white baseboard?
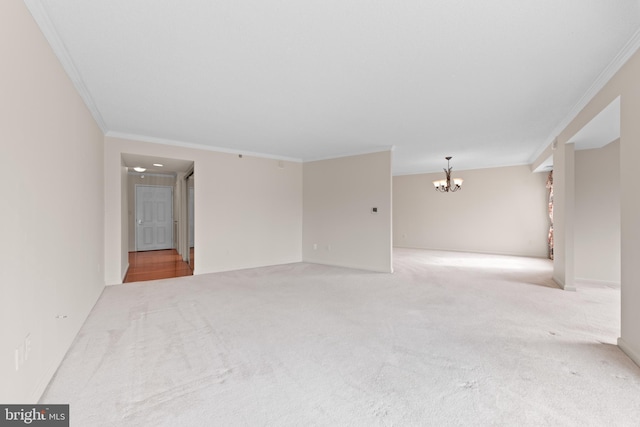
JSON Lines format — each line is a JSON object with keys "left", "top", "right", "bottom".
{"left": 575, "top": 277, "right": 620, "bottom": 288}
{"left": 117, "top": 263, "right": 130, "bottom": 285}
{"left": 34, "top": 285, "right": 105, "bottom": 403}
{"left": 392, "top": 244, "right": 548, "bottom": 259}
{"left": 303, "top": 258, "right": 393, "bottom": 273}
{"left": 31, "top": 357, "right": 64, "bottom": 403}
{"left": 618, "top": 337, "right": 640, "bottom": 368}
{"left": 552, "top": 275, "right": 576, "bottom": 291}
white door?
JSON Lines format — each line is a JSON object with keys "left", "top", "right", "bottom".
{"left": 136, "top": 185, "right": 174, "bottom": 251}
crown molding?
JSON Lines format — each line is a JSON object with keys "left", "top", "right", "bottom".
{"left": 529, "top": 27, "right": 640, "bottom": 164}
{"left": 24, "top": 0, "right": 107, "bottom": 132}
{"left": 106, "top": 131, "right": 304, "bottom": 163}
{"left": 304, "top": 146, "right": 395, "bottom": 163}
{"left": 393, "top": 161, "right": 531, "bottom": 177}
{"left": 107, "top": 131, "right": 393, "bottom": 164}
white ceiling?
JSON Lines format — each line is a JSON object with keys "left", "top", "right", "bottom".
{"left": 25, "top": 0, "right": 640, "bottom": 174}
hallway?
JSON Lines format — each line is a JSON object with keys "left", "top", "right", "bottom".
{"left": 124, "top": 249, "right": 192, "bottom": 283}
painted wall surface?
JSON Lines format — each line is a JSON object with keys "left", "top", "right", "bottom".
{"left": 547, "top": 48, "right": 640, "bottom": 366}
{"left": 393, "top": 165, "right": 549, "bottom": 257}
{"left": 105, "top": 137, "right": 303, "bottom": 283}
{"left": 127, "top": 173, "right": 177, "bottom": 252}
{"left": 0, "top": 1, "right": 105, "bottom": 402}
{"left": 574, "top": 140, "right": 620, "bottom": 284}
{"left": 303, "top": 151, "right": 393, "bottom": 273}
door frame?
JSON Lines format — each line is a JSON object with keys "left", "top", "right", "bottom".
{"left": 182, "top": 166, "right": 194, "bottom": 269}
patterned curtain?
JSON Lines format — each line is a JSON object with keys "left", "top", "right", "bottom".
{"left": 546, "top": 171, "right": 554, "bottom": 260}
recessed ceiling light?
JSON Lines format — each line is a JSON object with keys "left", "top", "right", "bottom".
{"left": 133, "top": 166, "right": 146, "bottom": 172}
{"left": 153, "top": 163, "right": 163, "bottom": 167}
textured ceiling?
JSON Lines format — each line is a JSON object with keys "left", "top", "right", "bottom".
{"left": 26, "top": 0, "right": 640, "bottom": 174}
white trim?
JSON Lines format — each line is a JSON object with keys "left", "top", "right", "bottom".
{"left": 392, "top": 161, "right": 532, "bottom": 177}
{"left": 304, "top": 146, "right": 395, "bottom": 163}
{"left": 106, "top": 131, "right": 303, "bottom": 163}
{"left": 393, "top": 244, "right": 550, "bottom": 260}
{"left": 302, "top": 259, "right": 393, "bottom": 274}
{"left": 552, "top": 275, "right": 576, "bottom": 292}
{"left": 574, "top": 277, "right": 620, "bottom": 288}
{"left": 120, "top": 263, "right": 129, "bottom": 285}
{"left": 529, "top": 28, "right": 640, "bottom": 164}
{"left": 618, "top": 337, "right": 640, "bottom": 368}
{"left": 31, "top": 357, "right": 61, "bottom": 403}
{"left": 107, "top": 131, "right": 395, "bottom": 164}
{"left": 23, "top": 0, "right": 107, "bottom": 132}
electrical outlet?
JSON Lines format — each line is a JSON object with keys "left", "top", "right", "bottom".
{"left": 313, "top": 243, "right": 317, "bottom": 250}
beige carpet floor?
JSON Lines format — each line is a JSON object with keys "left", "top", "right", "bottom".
{"left": 41, "top": 248, "right": 640, "bottom": 426}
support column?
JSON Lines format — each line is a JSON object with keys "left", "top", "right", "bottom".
{"left": 552, "top": 139, "right": 576, "bottom": 291}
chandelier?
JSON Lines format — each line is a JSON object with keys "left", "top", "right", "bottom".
{"left": 433, "top": 156, "right": 463, "bottom": 192}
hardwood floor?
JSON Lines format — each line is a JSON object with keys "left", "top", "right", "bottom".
{"left": 124, "top": 249, "right": 193, "bottom": 283}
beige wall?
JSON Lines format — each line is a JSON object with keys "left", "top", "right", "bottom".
{"left": 548, "top": 48, "right": 640, "bottom": 366}
{"left": 574, "top": 140, "right": 620, "bottom": 284}
{"left": 393, "top": 165, "right": 549, "bottom": 257}
{"left": 0, "top": 1, "right": 105, "bottom": 402}
{"left": 127, "top": 173, "right": 177, "bottom": 252}
{"left": 105, "top": 137, "right": 303, "bottom": 283}
{"left": 302, "top": 151, "right": 393, "bottom": 272}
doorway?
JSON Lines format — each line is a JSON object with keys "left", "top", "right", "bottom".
{"left": 122, "top": 153, "right": 195, "bottom": 283}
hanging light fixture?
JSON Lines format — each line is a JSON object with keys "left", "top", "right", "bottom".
{"left": 433, "top": 156, "right": 463, "bottom": 192}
